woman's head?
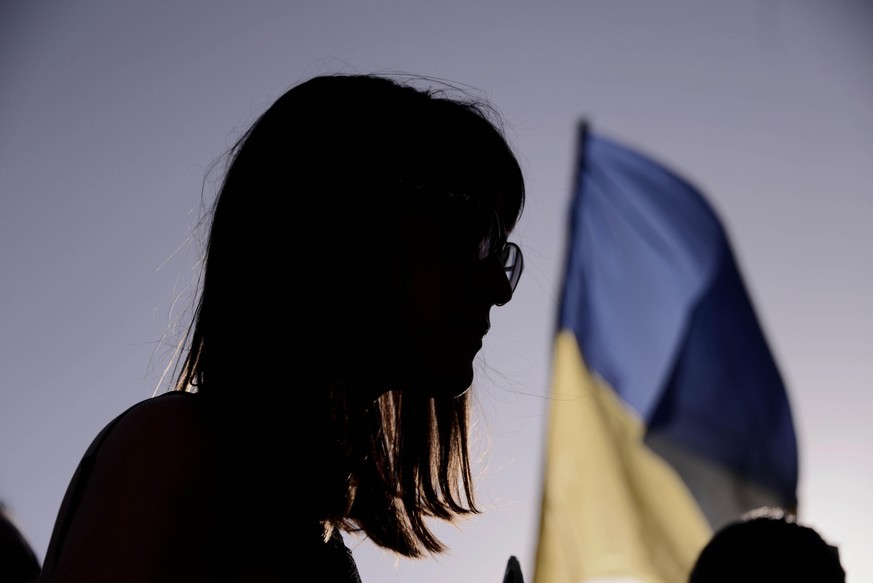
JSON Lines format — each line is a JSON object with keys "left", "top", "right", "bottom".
{"left": 182, "top": 73, "right": 524, "bottom": 398}
{"left": 173, "top": 73, "right": 525, "bottom": 557}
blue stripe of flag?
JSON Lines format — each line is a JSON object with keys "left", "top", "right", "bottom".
{"left": 558, "top": 121, "right": 798, "bottom": 511}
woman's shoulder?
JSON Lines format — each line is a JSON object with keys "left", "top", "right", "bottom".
{"left": 81, "top": 390, "right": 220, "bottom": 510}
{"left": 42, "top": 391, "right": 221, "bottom": 581}
{"left": 92, "top": 391, "right": 219, "bottom": 484}
{"left": 102, "top": 391, "right": 211, "bottom": 440}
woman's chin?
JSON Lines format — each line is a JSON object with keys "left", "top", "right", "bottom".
{"left": 405, "top": 365, "right": 474, "bottom": 399}
{"left": 429, "top": 367, "right": 474, "bottom": 399}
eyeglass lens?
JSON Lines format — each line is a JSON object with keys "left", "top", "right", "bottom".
{"left": 501, "top": 242, "right": 523, "bottom": 292}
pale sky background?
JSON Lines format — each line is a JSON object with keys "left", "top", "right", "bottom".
{"left": 1, "top": 1, "right": 871, "bottom": 582}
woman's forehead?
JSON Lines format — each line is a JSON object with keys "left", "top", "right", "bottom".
{"left": 393, "top": 144, "right": 522, "bottom": 227}
{"left": 401, "top": 181, "right": 513, "bottom": 223}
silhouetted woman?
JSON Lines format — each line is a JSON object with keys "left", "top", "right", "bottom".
{"left": 40, "top": 73, "right": 525, "bottom": 582}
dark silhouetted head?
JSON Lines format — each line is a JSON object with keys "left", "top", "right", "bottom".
{"left": 180, "top": 73, "right": 524, "bottom": 400}
{"left": 689, "top": 507, "right": 845, "bottom": 583}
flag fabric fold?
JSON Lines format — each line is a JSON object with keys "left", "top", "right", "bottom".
{"left": 534, "top": 122, "right": 798, "bottom": 583}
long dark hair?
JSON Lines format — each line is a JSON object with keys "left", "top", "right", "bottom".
{"left": 172, "top": 73, "right": 525, "bottom": 556}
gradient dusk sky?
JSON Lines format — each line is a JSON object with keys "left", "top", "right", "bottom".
{"left": 2, "top": 2, "right": 871, "bottom": 581}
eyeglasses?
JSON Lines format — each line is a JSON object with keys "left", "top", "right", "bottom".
{"left": 405, "top": 183, "right": 524, "bottom": 295}
{"left": 499, "top": 240, "right": 524, "bottom": 294}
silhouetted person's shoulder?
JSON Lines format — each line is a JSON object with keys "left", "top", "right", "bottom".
{"left": 1, "top": 502, "right": 41, "bottom": 583}
{"left": 41, "top": 392, "right": 221, "bottom": 582}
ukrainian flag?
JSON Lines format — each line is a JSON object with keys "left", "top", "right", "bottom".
{"left": 533, "top": 123, "right": 798, "bottom": 583}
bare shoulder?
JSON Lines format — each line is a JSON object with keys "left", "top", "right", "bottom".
{"left": 99, "top": 392, "right": 217, "bottom": 466}
{"left": 47, "top": 392, "right": 220, "bottom": 582}
{"left": 88, "top": 391, "right": 221, "bottom": 512}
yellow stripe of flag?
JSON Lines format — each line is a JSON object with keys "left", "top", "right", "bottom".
{"left": 534, "top": 331, "right": 711, "bottom": 583}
